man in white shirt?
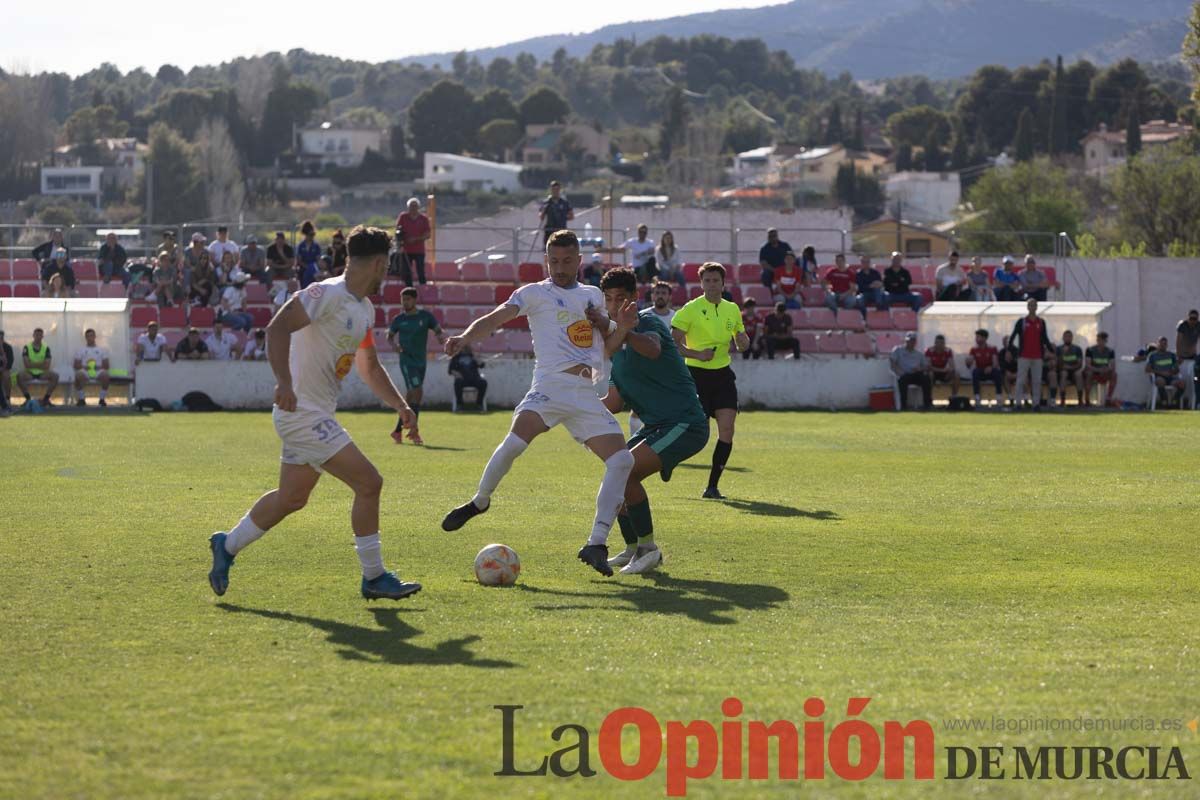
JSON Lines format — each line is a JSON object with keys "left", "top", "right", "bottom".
{"left": 208, "top": 225, "right": 422, "bottom": 602}
{"left": 623, "top": 223, "right": 657, "bottom": 284}
{"left": 207, "top": 225, "right": 240, "bottom": 268}
{"left": 441, "top": 229, "right": 635, "bottom": 577}
{"left": 242, "top": 328, "right": 268, "bottom": 361}
{"left": 73, "top": 328, "right": 110, "bottom": 407}
{"left": 204, "top": 321, "right": 241, "bottom": 361}
{"left": 935, "top": 251, "right": 969, "bottom": 301}
{"left": 135, "top": 322, "right": 173, "bottom": 363}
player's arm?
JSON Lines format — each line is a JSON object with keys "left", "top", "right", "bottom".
{"left": 609, "top": 301, "right": 661, "bottom": 359}
{"left": 672, "top": 326, "right": 713, "bottom": 362}
{"left": 355, "top": 336, "right": 414, "bottom": 423}
{"left": 265, "top": 295, "right": 311, "bottom": 411}
{"left": 602, "top": 383, "right": 625, "bottom": 414}
{"left": 446, "top": 304, "right": 518, "bottom": 355}
{"left": 73, "top": 353, "right": 82, "bottom": 371}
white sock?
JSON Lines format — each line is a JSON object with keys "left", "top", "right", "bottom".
{"left": 224, "top": 512, "right": 266, "bottom": 555}
{"left": 355, "top": 532, "right": 386, "bottom": 580}
{"left": 588, "top": 450, "right": 635, "bottom": 545}
{"left": 629, "top": 413, "right": 643, "bottom": 436}
{"left": 472, "top": 433, "right": 528, "bottom": 509}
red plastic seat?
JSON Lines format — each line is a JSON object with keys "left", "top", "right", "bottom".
{"left": 1043, "top": 266, "right": 1058, "bottom": 287}
{"left": 505, "top": 330, "right": 534, "bottom": 353}
{"left": 846, "top": 332, "right": 875, "bottom": 356}
{"left": 487, "top": 262, "right": 516, "bottom": 282}
{"left": 476, "top": 332, "right": 507, "bottom": 354}
{"left": 0, "top": 260, "right": 10, "bottom": 280}
{"left": 891, "top": 309, "right": 918, "bottom": 330}
{"left": 249, "top": 308, "right": 272, "bottom": 328}
{"left": 460, "top": 262, "right": 487, "bottom": 281}
{"left": 159, "top": 306, "right": 187, "bottom": 327}
{"left": 0, "top": 285, "right": 10, "bottom": 298}
{"left": 688, "top": 286, "right": 704, "bottom": 300}
{"left": 914, "top": 287, "right": 934, "bottom": 307}
{"left": 727, "top": 285, "right": 743, "bottom": 304}
{"left": 100, "top": 283, "right": 126, "bottom": 298}
{"left": 836, "top": 309, "right": 865, "bottom": 332}
{"left": 12, "top": 259, "right": 39, "bottom": 280}
{"left": 429, "top": 308, "right": 444, "bottom": 326}
{"left": 875, "top": 332, "right": 906, "bottom": 353}
{"left": 799, "top": 308, "right": 836, "bottom": 329}
{"left": 818, "top": 332, "right": 847, "bottom": 354}
{"left": 797, "top": 332, "right": 819, "bottom": 354}
{"left": 800, "top": 287, "right": 825, "bottom": 307}
{"left": 465, "top": 284, "right": 494, "bottom": 304}
{"left": 383, "top": 284, "right": 404, "bottom": 303}
{"left": 432, "top": 262, "right": 459, "bottom": 281}
{"left": 736, "top": 264, "right": 760, "bottom": 284}
{"left": 417, "top": 284, "right": 438, "bottom": 304}
{"left": 495, "top": 285, "right": 516, "bottom": 304}
{"left": 73, "top": 260, "right": 98, "bottom": 280}
{"left": 74, "top": 284, "right": 99, "bottom": 298}
{"left": 374, "top": 307, "right": 386, "bottom": 328}
{"left": 866, "top": 309, "right": 893, "bottom": 329}
{"left": 14, "top": 283, "right": 39, "bottom": 297}
{"left": 442, "top": 307, "right": 472, "bottom": 328}
{"left": 682, "top": 263, "right": 703, "bottom": 283}
{"left": 190, "top": 306, "right": 215, "bottom": 327}
{"left": 245, "top": 284, "right": 269, "bottom": 304}
{"left": 439, "top": 284, "right": 467, "bottom": 304}
{"left": 670, "top": 286, "right": 688, "bottom": 306}
{"left": 131, "top": 307, "right": 158, "bottom": 327}
{"left": 501, "top": 314, "right": 529, "bottom": 330}
{"left": 743, "top": 285, "right": 772, "bottom": 307}
{"left": 518, "top": 263, "right": 543, "bottom": 283}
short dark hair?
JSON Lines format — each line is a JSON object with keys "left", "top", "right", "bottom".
{"left": 1189, "top": 309, "right": 1199, "bottom": 317}
{"left": 217, "top": 225, "right": 228, "bottom": 233}
{"left": 935, "top": 334, "right": 945, "bottom": 341}
{"left": 698, "top": 262, "right": 726, "bottom": 282}
{"left": 651, "top": 281, "right": 673, "bottom": 292}
{"left": 1098, "top": 331, "right": 1109, "bottom": 339}
{"left": 775, "top": 301, "right": 786, "bottom": 313}
{"left": 600, "top": 267, "right": 637, "bottom": 294}
{"left": 254, "top": 328, "right": 266, "bottom": 337}
{"left": 401, "top": 287, "right": 418, "bottom": 299}
{"left": 300, "top": 220, "right": 315, "bottom": 236}
{"left": 85, "top": 328, "right": 95, "bottom": 336}
{"left": 33, "top": 327, "right": 43, "bottom": 334}
{"left": 949, "top": 250, "right": 959, "bottom": 258}
{"left": 546, "top": 229, "right": 579, "bottom": 251}
{"left": 975, "top": 328, "right": 989, "bottom": 338}
{"left": 346, "top": 225, "right": 391, "bottom": 258}
{"left": 744, "top": 298, "right": 757, "bottom": 306}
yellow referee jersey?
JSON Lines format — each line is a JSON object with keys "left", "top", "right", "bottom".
{"left": 671, "top": 296, "right": 745, "bottom": 370}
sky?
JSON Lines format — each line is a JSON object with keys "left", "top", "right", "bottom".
{"left": 7, "top": 0, "right": 779, "bottom": 77}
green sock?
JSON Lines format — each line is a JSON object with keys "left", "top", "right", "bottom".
{"left": 628, "top": 499, "right": 653, "bottom": 543}
{"left": 616, "top": 513, "right": 637, "bottom": 546}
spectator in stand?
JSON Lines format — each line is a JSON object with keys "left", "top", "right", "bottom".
{"left": 189, "top": 248, "right": 217, "bottom": 307}
{"left": 741, "top": 297, "right": 761, "bottom": 359}
{"left": 758, "top": 228, "right": 792, "bottom": 288}
{"left": 152, "top": 251, "right": 183, "bottom": 307}
{"left": 316, "top": 254, "right": 333, "bottom": 282}
{"left": 925, "top": 334, "right": 960, "bottom": 398}
{"left": 1146, "top": 335, "right": 1186, "bottom": 407}
{"left": 215, "top": 251, "right": 241, "bottom": 288}
{"left": 1174, "top": 309, "right": 1200, "bottom": 393}
{"left": 296, "top": 220, "right": 322, "bottom": 289}
{"left": 396, "top": 198, "right": 431, "bottom": 285}
{"left": 218, "top": 269, "right": 254, "bottom": 333}
{"left": 993, "top": 255, "right": 1022, "bottom": 301}
{"left": 763, "top": 301, "right": 801, "bottom": 360}
{"left": 158, "top": 230, "right": 182, "bottom": 269}
{"left": 325, "top": 229, "right": 348, "bottom": 277}
{"left": 883, "top": 252, "right": 921, "bottom": 311}
{"left": 449, "top": 345, "right": 488, "bottom": 411}
{"left": 624, "top": 223, "right": 657, "bottom": 283}
{"left": 966, "top": 256, "right": 993, "bottom": 301}
{"left": 999, "top": 334, "right": 1019, "bottom": 402}
{"left": 72, "top": 328, "right": 110, "bottom": 407}
{"left": 648, "top": 281, "right": 676, "bottom": 327}
{"left": 32, "top": 227, "right": 69, "bottom": 263}
{"left": 823, "top": 253, "right": 858, "bottom": 312}
{"left": 17, "top": 327, "right": 60, "bottom": 408}
{"left": 890, "top": 332, "right": 931, "bottom": 410}
{"left": 127, "top": 270, "right": 154, "bottom": 302}
{"left": 538, "top": 180, "right": 574, "bottom": 244}
{"left": 1085, "top": 332, "right": 1117, "bottom": 405}
{"left": 581, "top": 251, "right": 604, "bottom": 287}
{"left": 1011, "top": 298, "right": 1053, "bottom": 409}
{"left": 0, "top": 330, "right": 12, "bottom": 417}
{"left": 1019, "top": 254, "right": 1053, "bottom": 301}
{"left": 207, "top": 225, "right": 239, "bottom": 270}
{"left": 42, "top": 273, "right": 69, "bottom": 299}
{"left": 934, "top": 251, "right": 969, "bottom": 301}
{"left": 204, "top": 321, "right": 241, "bottom": 361}
{"left": 965, "top": 329, "right": 1003, "bottom": 408}
{"left": 655, "top": 231, "right": 685, "bottom": 286}
{"left": 241, "top": 328, "right": 268, "bottom": 361}
{"left": 182, "top": 232, "right": 209, "bottom": 293}
{"left": 266, "top": 231, "right": 295, "bottom": 288}
{"left": 135, "top": 322, "right": 173, "bottom": 363}
{"left": 97, "top": 232, "right": 128, "bottom": 286}
{"left": 1053, "top": 330, "right": 1085, "bottom": 405}
{"left": 854, "top": 254, "right": 885, "bottom": 313}
{"left": 799, "top": 245, "right": 820, "bottom": 286}
{"left": 174, "top": 327, "right": 211, "bottom": 361}
{"left": 41, "top": 248, "right": 76, "bottom": 293}
{"left": 239, "top": 234, "right": 268, "bottom": 284}
{"left": 772, "top": 250, "right": 804, "bottom": 309}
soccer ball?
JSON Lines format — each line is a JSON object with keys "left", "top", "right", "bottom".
{"left": 474, "top": 543, "right": 520, "bottom": 586}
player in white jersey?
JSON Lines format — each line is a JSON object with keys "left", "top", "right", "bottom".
{"left": 72, "top": 328, "right": 110, "bottom": 407}
{"left": 629, "top": 280, "right": 678, "bottom": 435}
{"left": 440, "top": 230, "right": 635, "bottom": 576}
{"left": 208, "top": 226, "right": 423, "bottom": 601}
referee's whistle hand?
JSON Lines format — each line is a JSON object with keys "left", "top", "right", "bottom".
{"left": 696, "top": 349, "right": 715, "bottom": 362}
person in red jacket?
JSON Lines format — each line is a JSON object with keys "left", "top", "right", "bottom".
{"left": 965, "top": 329, "right": 1003, "bottom": 408}
{"left": 925, "top": 334, "right": 960, "bottom": 399}
{"left": 1011, "top": 298, "right": 1054, "bottom": 409}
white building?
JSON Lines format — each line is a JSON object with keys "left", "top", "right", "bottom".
{"left": 40, "top": 166, "right": 104, "bottom": 208}
{"left": 297, "top": 124, "right": 388, "bottom": 169}
{"left": 423, "top": 153, "right": 522, "bottom": 193}
{"left": 1080, "top": 120, "right": 1193, "bottom": 177}
{"left": 884, "top": 171, "right": 962, "bottom": 225}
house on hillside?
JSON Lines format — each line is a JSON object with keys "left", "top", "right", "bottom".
{"left": 853, "top": 217, "right": 954, "bottom": 258}
{"left": 297, "top": 124, "right": 388, "bottom": 170}
{"left": 884, "top": 171, "right": 962, "bottom": 225}
{"left": 423, "top": 152, "right": 522, "bottom": 192}
{"left": 520, "top": 124, "right": 610, "bottom": 167}
{"left": 1080, "top": 120, "right": 1193, "bottom": 176}
{"left": 41, "top": 166, "right": 104, "bottom": 209}
{"left": 50, "top": 137, "right": 148, "bottom": 194}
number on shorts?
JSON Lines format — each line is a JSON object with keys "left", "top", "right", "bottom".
{"left": 311, "top": 418, "right": 340, "bottom": 442}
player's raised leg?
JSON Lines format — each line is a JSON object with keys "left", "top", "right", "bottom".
{"left": 209, "top": 462, "right": 321, "bottom": 596}
{"left": 322, "top": 442, "right": 421, "bottom": 600}
{"left": 443, "top": 410, "right": 547, "bottom": 531}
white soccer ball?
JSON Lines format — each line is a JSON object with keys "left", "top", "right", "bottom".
{"left": 474, "top": 543, "right": 521, "bottom": 586}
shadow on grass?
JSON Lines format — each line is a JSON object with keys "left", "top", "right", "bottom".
{"left": 677, "top": 463, "right": 750, "bottom": 473}
{"left": 217, "top": 603, "right": 516, "bottom": 668}
{"left": 694, "top": 498, "right": 840, "bottom": 520}
{"left": 517, "top": 571, "right": 788, "bottom": 625}
{"left": 412, "top": 444, "right": 468, "bottom": 452}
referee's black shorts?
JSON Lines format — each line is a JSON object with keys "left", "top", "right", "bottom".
{"left": 688, "top": 365, "right": 738, "bottom": 418}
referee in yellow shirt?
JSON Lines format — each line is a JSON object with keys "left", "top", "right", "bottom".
{"left": 671, "top": 263, "right": 750, "bottom": 498}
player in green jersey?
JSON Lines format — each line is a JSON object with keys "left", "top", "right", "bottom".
{"left": 386, "top": 287, "right": 444, "bottom": 445}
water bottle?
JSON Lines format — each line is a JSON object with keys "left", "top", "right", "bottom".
{"left": 583, "top": 222, "right": 593, "bottom": 246}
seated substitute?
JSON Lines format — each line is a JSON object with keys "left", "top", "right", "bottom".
{"left": 763, "top": 301, "right": 800, "bottom": 360}
{"left": 925, "top": 334, "right": 960, "bottom": 398}
{"left": 1146, "top": 335, "right": 1186, "bottom": 407}
{"left": 17, "top": 327, "right": 60, "bottom": 408}
{"left": 1084, "top": 332, "right": 1117, "bottom": 405}
{"left": 890, "top": 332, "right": 931, "bottom": 410}
{"left": 73, "top": 328, "right": 111, "bottom": 407}
{"left": 449, "top": 345, "right": 488, "bottom": 411}
{"left": 175, "top": 327, "right": 211, "bottom": 361}
{"left": 965, "top": 328, "right": 1003, "bottom": 408}
{"left": 1052, "top": 330, "right": 1085, "bottom": 406}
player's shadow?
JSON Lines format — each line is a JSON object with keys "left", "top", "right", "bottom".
{"left": 413, "top": 445, "right": 467, "bottom": 452}
{"left": 517, "top": 572, "right": 788, "bottom": 625}
{"left": 678, "top": 463, "right": 750, "bottom": 473}
{"left": 216, "top": 603, "right": 516, "bottom": 668}
{"left": 708, "top": 498, "right": 840, "bottom": 520}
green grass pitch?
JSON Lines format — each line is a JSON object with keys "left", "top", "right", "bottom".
{"left": 1, "top": 410, "right": 1197, "bottom": 798}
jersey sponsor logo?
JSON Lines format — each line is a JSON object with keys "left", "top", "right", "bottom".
{"left": 556, "top": 310, "right": 571, "bottom": 324}
{"left": 307, "top": 284, "right": 325, "bottom": 299}
{"left": 566, "top": 319, "right": 593, "bottom": 348}
{"left": 335, "top": 352, "right": 354, "bottom": 380}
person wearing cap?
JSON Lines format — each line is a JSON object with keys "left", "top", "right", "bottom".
{"left": 890, "top": 332, "right": 931, "bottom": 410}
{"left": 97, "top": 232, "right": 128, "bottom": 286}
{"left": 136, "top": 322, "right": 173, "bottom": 363}
{"left": 241, "top": 328, "right": 268, "bottom": 361}
{"left": 538, "top": 180, "right": 574, "bottom": 244}
{"left": 218, "top": 269, "right": 253, "bottom": 332}
{"left": 208, "top": 225, "right": 240, "bottom": 269}
{"left": 0, "top": 330, "right": 14, "bottom": 416}
{"left": 1084, "top": 332, "right": 1117, "bottom": 405}
{"left": 41, "top": 247, "right": 76, "bottom": 292}
{"left": 17, "top": 327, "right": 60, "bottom": 408}
{"left": 239, "top": 235, "right": 268, "bottom": 285}
{"left": 174, "top": 327, "right": 211, "bottom": 360}
{"left": 32, "top": 227, "right": 68, "bottom": 264}
{"left": 882, "top": 252, "right": 921, "bottom": 312}
{"left": 994, "top": 256, "right": 1022, "bottom": 301}
{"left": 395, "top": 198, "right": 431, "bottom": 285}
